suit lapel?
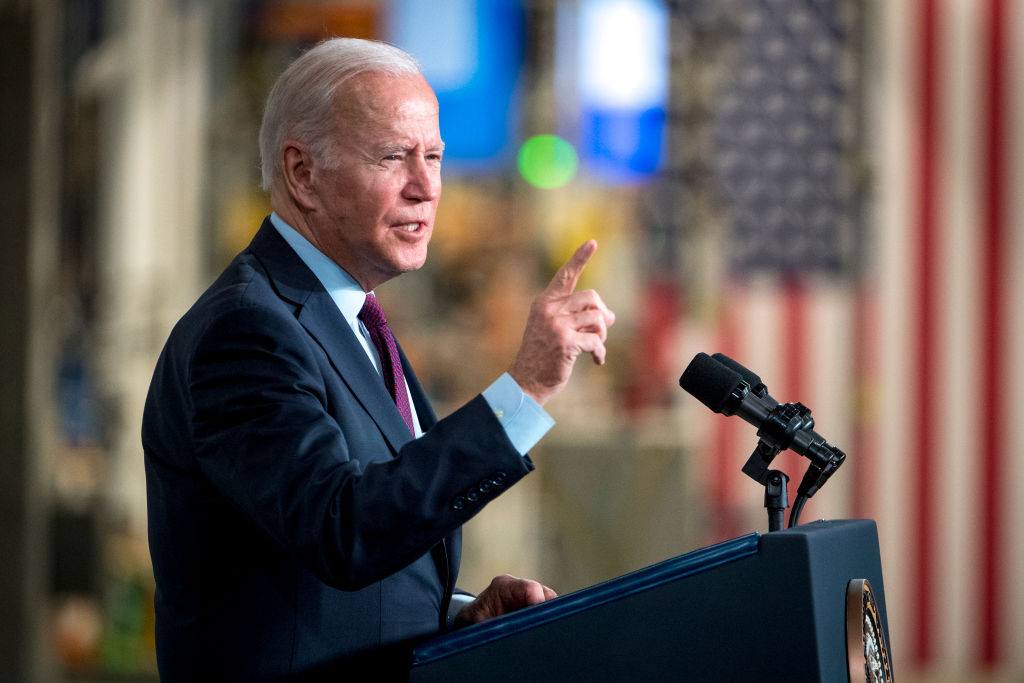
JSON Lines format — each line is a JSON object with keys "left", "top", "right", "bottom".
{"left": 247, "top": 219, "right": 456, "bottom": 597}
{"left": 247, "top": 220, "right": 416, "bottom": 453}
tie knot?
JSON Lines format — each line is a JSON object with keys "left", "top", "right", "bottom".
{"left": 358, "top": 293, "right": 387, "bottom": 331}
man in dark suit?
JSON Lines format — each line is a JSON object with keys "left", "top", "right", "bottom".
{"left": 142, "top": 38, "right": 614, "bottom": 681}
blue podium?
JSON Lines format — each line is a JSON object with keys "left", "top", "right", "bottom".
{"left": 410, "top": 519, "right": 891, "bottom": 682}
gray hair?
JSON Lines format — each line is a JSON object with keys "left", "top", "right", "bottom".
{"left": 258, "top": 38, "right": 422, "bottom": 190}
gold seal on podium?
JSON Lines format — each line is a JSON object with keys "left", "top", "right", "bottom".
{"left": 846, "top": 578, "right": 893, "bottom": 682}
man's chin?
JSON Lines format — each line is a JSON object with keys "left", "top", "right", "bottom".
{"left": 396, "top": 244, "right": 430, "bottom": 272}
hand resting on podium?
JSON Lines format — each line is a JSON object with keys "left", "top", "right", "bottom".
{"left": 452, "top": 574, "right": 558, "bottom": 629}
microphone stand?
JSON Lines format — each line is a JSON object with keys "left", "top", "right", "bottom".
{"left": 765, "top": 471, "right": 789, "bottom": 533}
{"left": 741, "top": 438, "right": 789, "bottom": 532}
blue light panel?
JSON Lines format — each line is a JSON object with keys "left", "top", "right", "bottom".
{"left": 387, "top": 0, "right": 526, "bottom": 173}
{"left": 575, "top": 0, "right": 668, "bottom": 182}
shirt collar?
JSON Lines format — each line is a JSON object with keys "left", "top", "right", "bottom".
{"left": 269, "top": 212, "right": 368, "bottom": 323}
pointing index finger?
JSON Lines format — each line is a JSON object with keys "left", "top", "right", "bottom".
{"left": 546, "top": 240, "right": 597, "bottom": 296}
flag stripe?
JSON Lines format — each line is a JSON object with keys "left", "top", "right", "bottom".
{"left": 911, "top": 0, "right": 941, "bottom": 665}
{"left": 979, "top": 0, "right": 1008, "bottom": 664}
{"left": 940, "top": 0, "right": 984, "bottom": 664}
{"left": 875, "top": 4, "right": 915, "bottom": 663}
{"left": 777, "top": 277, "right": 810, "bottom": 506}
{"left": 850, "top": 287, "right": 878, "bottom": 519}
{"left": 1007, "top": 0, "right": 1024, "bottom": 666}
{"left": 711, "top": 287, "right": 742, "bottom": 541}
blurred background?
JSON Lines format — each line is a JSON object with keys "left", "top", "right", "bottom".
{"left": 2, "top": 0, "right": 1022, "bottom": 680}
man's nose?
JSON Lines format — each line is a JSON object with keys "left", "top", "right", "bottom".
{"left": 403, "top": 157, "right": 441, "bottom": 201}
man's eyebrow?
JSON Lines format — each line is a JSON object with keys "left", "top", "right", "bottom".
{"left": 378, "top": 141, "right": 446, "bottom": 155}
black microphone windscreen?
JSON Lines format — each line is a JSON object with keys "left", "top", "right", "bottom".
{"left": 712, "top": 353, "right": 762, "bottom": 389}
{"left": 679, "top": 352, "right": 744, "bottom": 414}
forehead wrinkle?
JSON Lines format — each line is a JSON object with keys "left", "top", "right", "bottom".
{"left": 332, "top": 73, "right": 441, "bottom": 154}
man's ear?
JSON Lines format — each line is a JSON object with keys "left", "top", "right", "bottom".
{"left": 280, "top": 142, "right": 319, "bottom": 211}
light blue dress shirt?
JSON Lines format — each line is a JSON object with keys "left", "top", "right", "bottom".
{"left": 269, "top": 213, "right": 553, "bottom": 454}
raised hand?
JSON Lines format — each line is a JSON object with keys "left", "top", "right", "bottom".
{"left": 509, "top": 240, "right": 616, "bottom": 406}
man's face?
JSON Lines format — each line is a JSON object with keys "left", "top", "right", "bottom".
{"left": 306, "top": 71, "right": 443, "bottom": 291}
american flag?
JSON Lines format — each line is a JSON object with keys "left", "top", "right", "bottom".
{"left": 667, "top": 0, "right": 1024, "bottom": 678}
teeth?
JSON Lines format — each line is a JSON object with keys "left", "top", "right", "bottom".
{"left": 399, "top": 223, "right": 418, "bottom": 232}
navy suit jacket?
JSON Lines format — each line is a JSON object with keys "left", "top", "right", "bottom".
{"left": 142, "top": 219, "right": 533, "bottom": 681}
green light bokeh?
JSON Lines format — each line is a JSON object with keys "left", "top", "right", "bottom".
{"left": 517, "top": 134, "right": 579, "bottom": 189}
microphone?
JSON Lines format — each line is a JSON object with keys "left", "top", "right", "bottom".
{"left": 679, "top": 352, "right": 845, "bottom": 499}
{"left": 711, "top": 352, "right": 775, "bottom": 404}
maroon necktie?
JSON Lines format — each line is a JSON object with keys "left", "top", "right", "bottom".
{"left": 358, "top": 293, "right": 415, "bottom": 435}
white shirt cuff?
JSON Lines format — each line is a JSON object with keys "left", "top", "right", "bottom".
{"left": 481, "top": 373, "right": 555, "bottom": 455}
